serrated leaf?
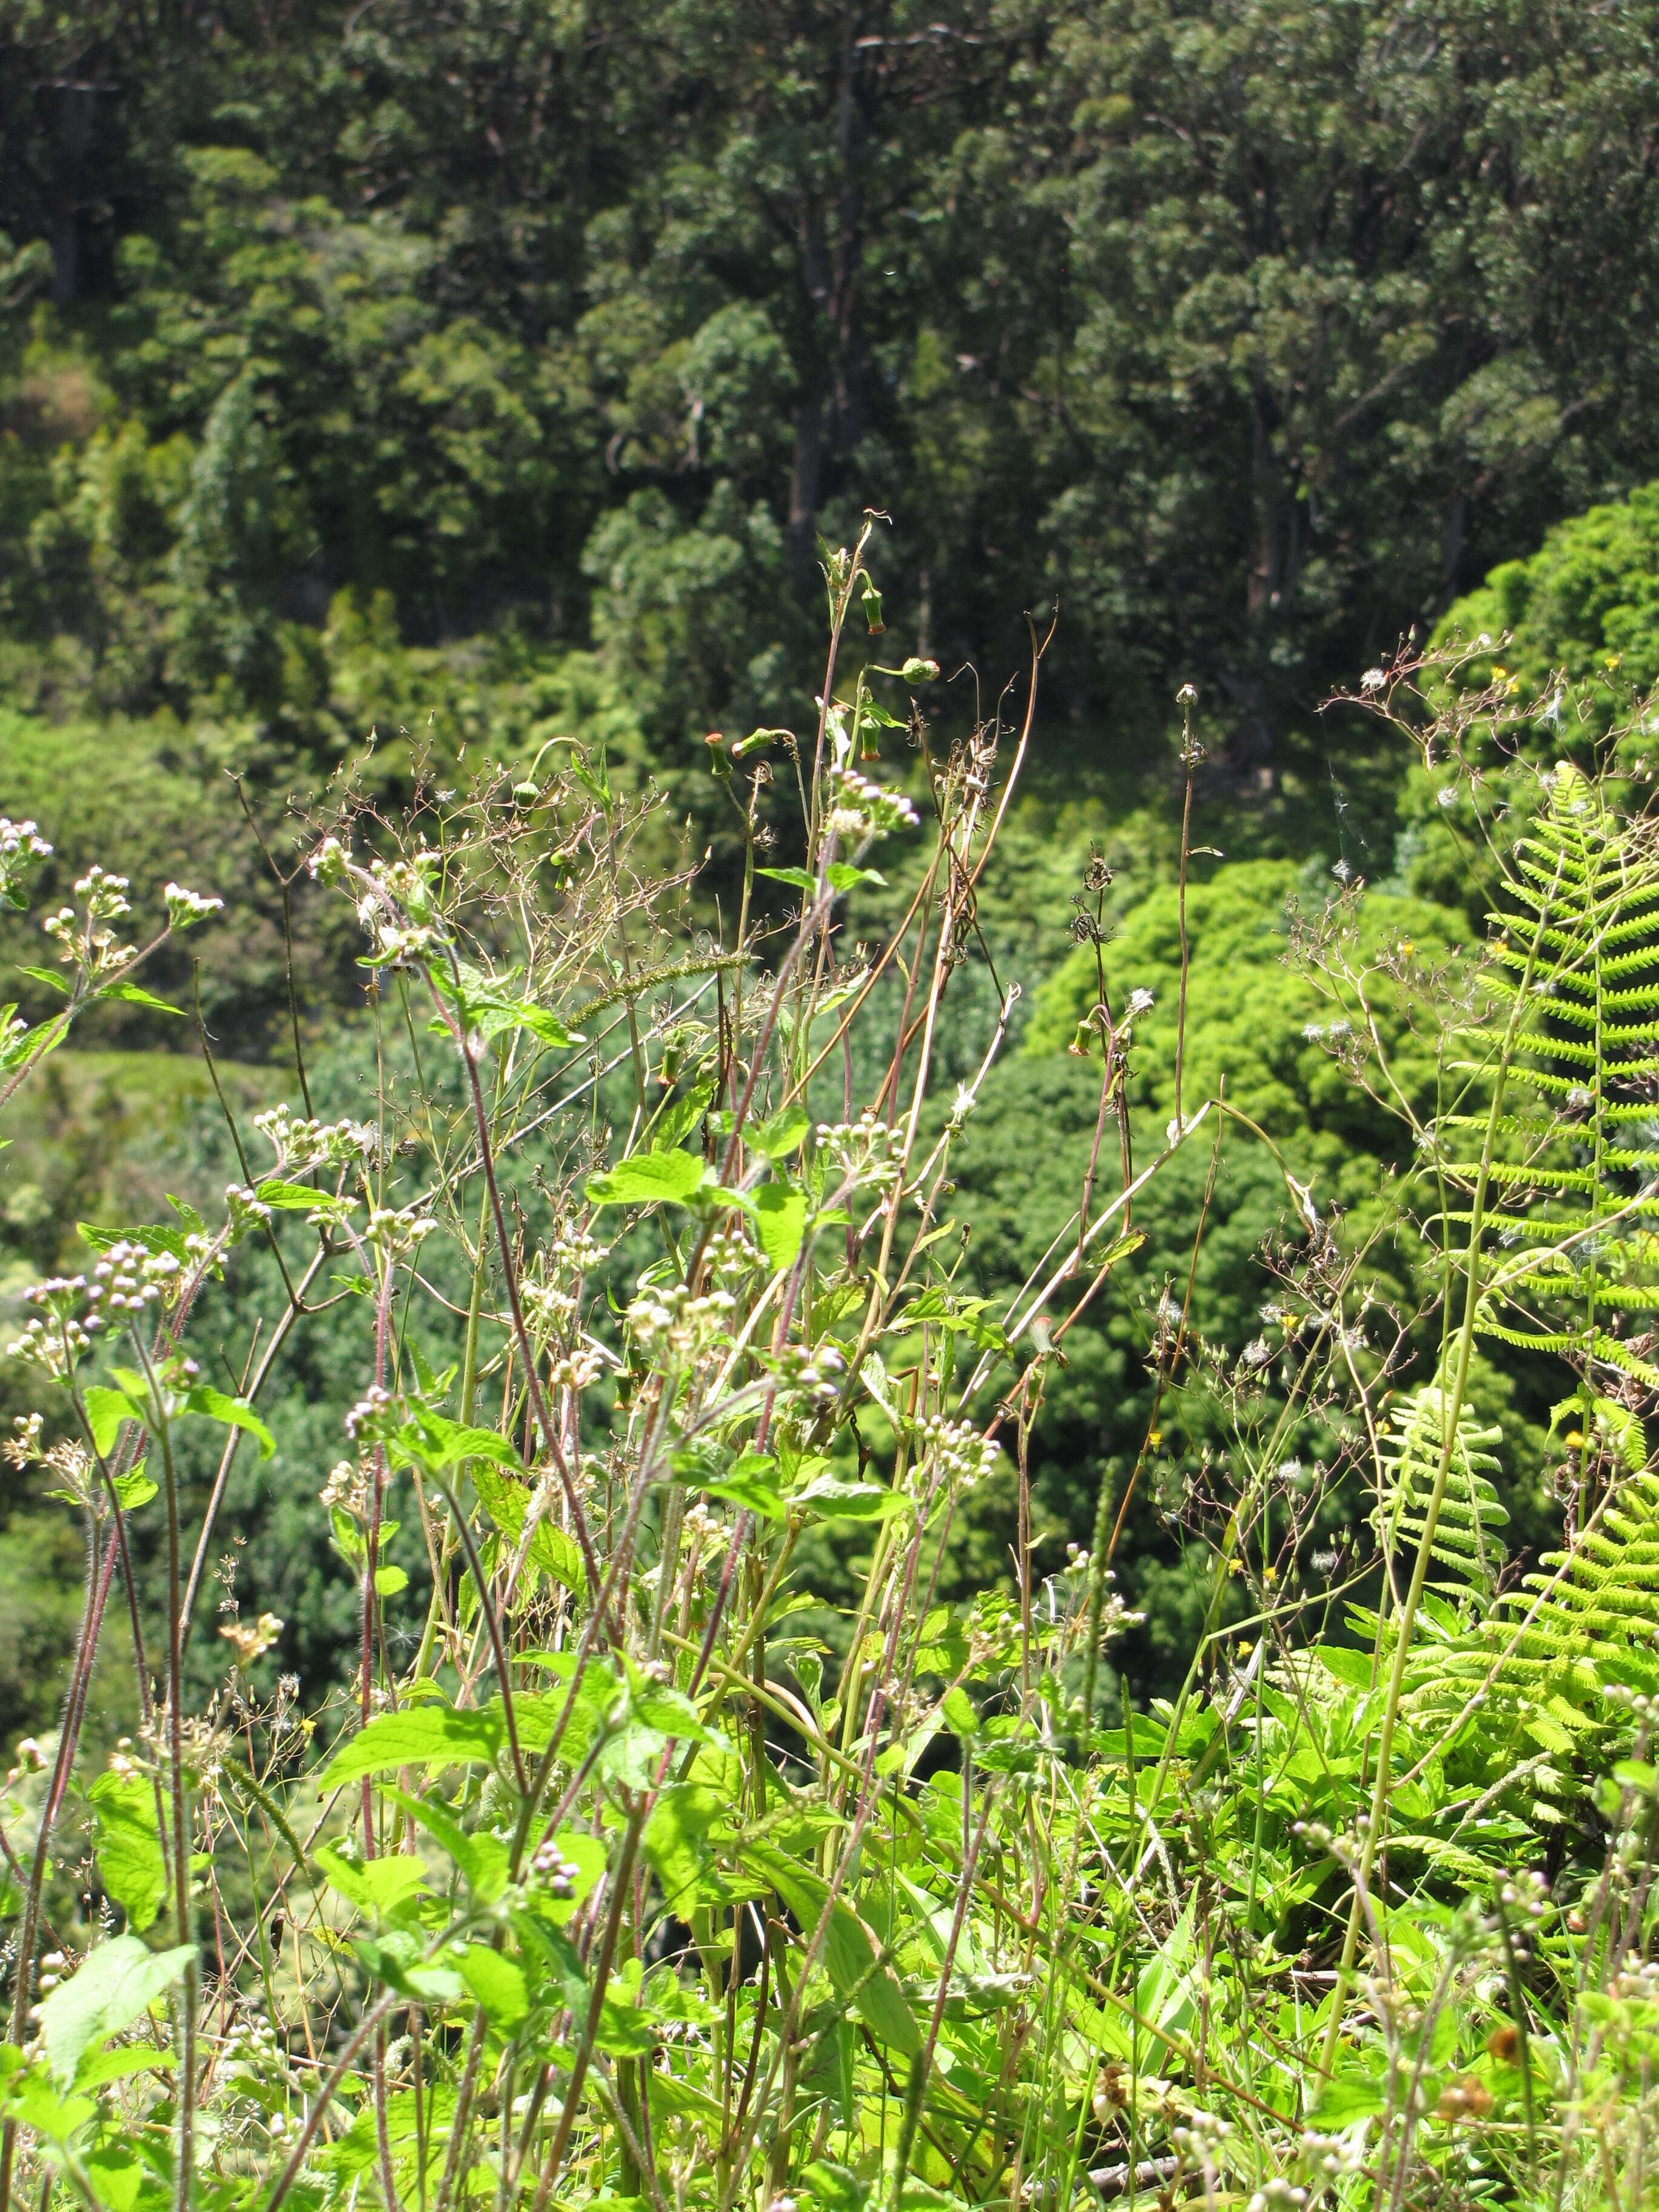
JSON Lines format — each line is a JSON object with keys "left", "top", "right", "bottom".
{"left": 749, "top": 1105, "right": 811, "bottom": 1159}
{"left": 101, "top": 981, "right": 184, "bottom": 1015}
{"left": 651, "top": 1081, "right": 714, "bottom": 1155}
{"left": 16, "top": 966, "right": 70, "bottom": 997}
{"left": 752, "top": 1181, "right": 808, "bottom": 1270}
{"left": 586, "top": 1150, "right": 708, "bottom": 1207}
{"left": 323, "top": 1706, "right": 504, "bottom": 1786}
{"left": 111, "top": 1463, "right": 154, "bottom": 1510}
{"left": 794, "top": 1475, "right": 908, "bottom": 1523}
{"left": 84, "top": 1385, "right": 144, "bottom": 1457}
{"left": 39, "top": 1935, "right": 195, "bottom": 2087}
{"left": 471, "top": 1464, "right": 586, "bottom": 1595}
{"left": 455, "top": 1945, "right": 529, "bottom": 2030}
{"left": 88, "top": 1773, "right": 169, "bottom": 1934}
{"left": 183, "top": 1385, "right": 275, "bottom": 1460}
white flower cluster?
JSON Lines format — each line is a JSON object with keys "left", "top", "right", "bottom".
{"left": 164, "top": 882, "right": 224, "bottom": 930}
{"left": 344, "top": 1383, "right": 393, "bottom": 1441}
{"left": 253, "top": 1105, "right": 381, "bottom": 1173}
{"left": 523, "top": 1276, "right": 578, "bottom": 1338}
{"left": 1245, "top": 2182, "right": 1304, "bottom": 2212}
{"left": 769, "top": 1339, "right": 845, "bottom": 1406}
{"left": 549, "top": 1344, "right": 605, "bottom": 1393}
{"left": 366, "top": 1205, "right": 437, "bottom": 1257}
{"left": 43, "top": 866, "right": 133, "bottom": 974}
{"left": 351, "top": 849, "right": 443, "bottom": 964}
{"left": 225, "top": 1182, "right": 275, "bottom": 1237}
{"left": 90, "top": 1239, "right": 184, "bottom": 1313}
{"left": 817, "top": 1108, "right": 905, "bottom": 1194}
{"left": 529, "top": 1838, "right": 583, "bottom": 1896}
{"left": 549, "top": 1221, "right": 609, "bottom": 1278}
{"left": 308, "top": 836, "right": 350, "bottom": 886}
{"left": 320, "top": 1458, "right": 369, "bottom": 1517}
{"left": 913, "top": 1412, "right": 1001, "bottom": 1495}
{"left": 707, "top": 1227, "right": 762, "bottom": 1284}
{"left": 626, "top": 1283, "right": 737, "bottom": 1366}
{"left": 824, "top": 764, "right": 919, "bottom": 842}
{"left": 6, "top": 1276, "right": 98, "bottom": 1371}
{"left": 0, "top": 817, "right": 52, "bottom": 910}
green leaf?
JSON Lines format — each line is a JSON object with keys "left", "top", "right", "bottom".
{"left": 752, "top": 1181, "right": 808, "bottom": 1270}
{"left": 705, "top": 1452, "right": 789, "bottom": 1520}
{"left": 749, "top": 1105, "right": 811, "bottom": 1160}
{"left": 39, "top": 1934, "right": 195, "bottom": 2087}
{"left": 651, "top": 1081, "right": 714, "bottom": 1155}
{"left": 586, "top": 1150, "right": 708, "bottom": 1207}
{"left": 390, "top": 1410, "right": 523, "bottom": 1475}
{"left": 642, "top": 1785, "right": 724, "bottom": 1917}
{"left": 794, "top": 1474, "right": 908, "bottom": 1523}
{"left": 88, "top": 1773, "right": 169, "bottom": 1934}
{"left": 455, "top": 1945, "right": 529, "bottom": 2031}
{"left": 315, "top": 1845, "right": 429, "bottom": 1919}
{"left": 756, "top": 865, "right": 882, "bottom": 898}
{"left": 1315, "top": 1645, "right": 1375, "bottom": 1691}
{"left": 183, "top": 1386, "right": 275, "bottom": 1460}
{"left": 383, "top": 1787, "right": 510, "bottom": 1904}
{"left": 375, "top": 1563, "right": 409, "bottom": 1597}
{"left": 752, "top": 1855, "right": 919, "bottom": 2054}
{"left": 110, "top": 1462, "right": 155, "bottom": 1511}
{"left": 84, "top": 2144, "right": 145, "bottom": 2211}
{"left": 83, "top": 1386, "right": 144, "bottom": 1457}
{"left": 100, "top": 982, "right": 183, "bottom": 1016}
{"left": 323, "top": 1706, "right": 504, "bottom": 1786}
{"left": 255, "top": 1178, "right": 356, "bottom": 1222}
{"left": 16, "top": 967, "right": 70, "bottom": 996}
{"left": 940, "top": 1686, "right": 979, "bottom": 1738}
{"left": 471, "top": 1464, "right": 586, "bottom": 1595}
{"left": 1310, "top": 2070, "right": 1388, "bottom": 2123}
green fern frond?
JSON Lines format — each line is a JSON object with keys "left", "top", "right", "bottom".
{"left": 1376, "top": 1380, "right": 1508, "bottom": 1602}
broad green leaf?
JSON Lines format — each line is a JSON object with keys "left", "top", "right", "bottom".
{"left": 39, "top": 1934, "right": 195, "bottom": 2086}
{"left": 323, "top": 1705, "right": 503, "bottom": 1786}
{"left": 752, "top": 1855, "right": 919, "bottom": 2055}
{"left": 471, "top": 1464, "right": 586, "bottom": 1595}
{"left": 315, "top": 1845, "right": 429, "bottom": 1918}
{"left": 390, "top": 1410, "right": 523, "bottom": 1475}
{"left": 794, "top": 1474, "right": 908, "bottom": 1523}
{"left": 16, "top": 966, "right": 70, "bottom": 997}
{"left": 255, "top": 1178, "right": 357, "bottom": 1222}
{"left": 586, "top": 1150, "right": 708, "bottom": 1207}
{"left": 183, "top": 1386, "right": 275, "bottom": 1460}
{"left": 940, "top": 1686, "right": 979, "bottom": 1738}
{"left": 384, "top": 1786, "right": 510, "bottom": 1903}
{"left": 651, "top": 1080, "right": 714, "bottom": 1155}
{"left": 706, "top": 1452, "right": 789, "bottom": 1520}
{"left": 642, "top": 1785, "right": 724, "bottom": 1915}
{"left": 84, "top": 2145, "right": 144, "bottom": 2211}
{"left": 110, "top": 1462, "right": 155, "bottom": 1510}
{"left": 455, "top": 1945, "right": 529, "bottom": 2031}
{"left": 83, "top": 1386, "right": 144, "bottom": 1457}
{"left": 752, "top": 1181, "right": 808, "bottom": 1270}
{"left": 749, "top": 1105, "right": 811, "bottom": 1159}
{"left": 88, "top": 1772, "right": 169, "bottom": 1934}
